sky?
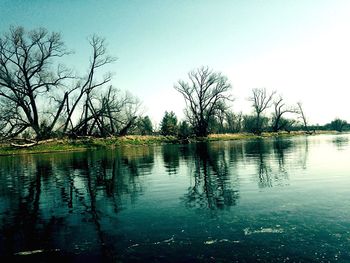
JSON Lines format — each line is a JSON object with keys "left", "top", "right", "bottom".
{"left": 1, "top": 0, "right": 350, "bottom": 126}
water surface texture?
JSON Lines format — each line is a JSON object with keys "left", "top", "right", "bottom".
{"left": 1, "top": 134, "right": 350, "bottom": 262}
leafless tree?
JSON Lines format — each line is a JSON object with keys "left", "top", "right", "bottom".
{"left": 0, "top": 26, "right": 144, "bottom": 139}
{"left": 174, "top": 66, "right": 232, "bottom": 137}
{"left": 225, "top": 110, "right": 243, "bottom": 133}
{"left": 249, "top": 88, "right": 276, "bottom": 135}
{"left": 69, "top": 87, "right": 141, "bottom": 137}
{"left": 213, "top": 101, "right": 228, "bottom": 133}
{"left": 272, "top": 96, "right": 298, "bottom": 132}
{"left": 0, "top": 27, "right": 73, "bottom": 139}
{"left": 297, "top": 102, "right": 309, "bottom": 133}
{"left": 61, "top": 35, "right": 116, "bottom": 136}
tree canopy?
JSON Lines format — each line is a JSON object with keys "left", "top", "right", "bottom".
{"left": 0, "top": 26, "right": 345, "bottom": 140}
{"left": 174, "top": 66, "right": 232, "bottom": 137}
{"left": 0, "top": 26, "right": 141, "bottom": 139}
{"left": 0, "top": 27, "right": 72, "bottom": 138}
{"left": 160, "top": 111, "right": 178, "bottom": 136}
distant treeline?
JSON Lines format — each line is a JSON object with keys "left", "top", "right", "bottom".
{"left": 0, "top": 26, "right": 348, "bottom": 140}
{"left": 134, "top": 112, "right": 350, "bottom": 138}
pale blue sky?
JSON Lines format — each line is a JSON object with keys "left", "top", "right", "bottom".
{"left": 1, "top": 0, "right": 350, "bottom": 125}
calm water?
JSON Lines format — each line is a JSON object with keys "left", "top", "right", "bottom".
{"left": 1, "top": 134, "right": 350, "bottom": 262}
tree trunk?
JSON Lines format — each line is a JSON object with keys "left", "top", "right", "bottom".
{"left": 119, "top": 117, "right": 136, "bottom": 136}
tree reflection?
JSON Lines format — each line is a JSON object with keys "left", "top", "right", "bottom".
{"left": 162, "top": 145, "right": 180, "bottom": 175}
{"left": 227, "top": 140, "right": 245, "bottom": 164}
{"left": 0, "top": 138, "right": 314, "bottom": 260}
{"left": 273, "top": 138, "right": 292, "bottom": 168}
{"left": 0, "top": 156, "right": 59, "bottom": 258}
{"left": 0, "top": 147, "right": 154, "bottom": 260}
{"left": 272, "top": 138, "right": 292, "bottom": 183}
{"left": 245, "top": 139, "right": 273, "bottom": 188}
{"left": 296, "top": 136, "right": 309, "bottom": 169}
{"left": 244, "top": 138, "right": 294, "bottom": 188}
{"left": 182, "top": 143, "right": 239, "bottom": 210}
{"left": 332, "top": 136, "right": 349, "bottom": 151}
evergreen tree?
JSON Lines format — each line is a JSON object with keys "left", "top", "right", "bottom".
{"left": 137, "top": 116, "right": 153, "bottom": 135}
{"left": 178, "top": 121, "right": 191, "bottom": 138}
{"left": 160, "top": 111, "right": 178, "bottom": 136}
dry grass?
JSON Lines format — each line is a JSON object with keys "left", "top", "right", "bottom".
{"left": 0, "top": 131, "right": 339, "bottom": 156}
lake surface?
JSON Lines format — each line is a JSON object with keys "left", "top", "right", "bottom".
{"left": 1, "top": 134, "right": 350, "bottom": 262}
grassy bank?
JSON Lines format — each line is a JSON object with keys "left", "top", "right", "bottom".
{"left": 0, "top": 135, "right": 179, "bottom": 156}
{"left": 0, "top": 131, "right": 340, "bottom": 156}
{"left": 206, "top": 130, "right": 338, "bottom": 141}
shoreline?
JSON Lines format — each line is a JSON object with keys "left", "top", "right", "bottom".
{"left": 0, "top": 131, "right": 341, "bottom": 156}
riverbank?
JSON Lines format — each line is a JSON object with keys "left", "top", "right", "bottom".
{"left": 0, "top": 131, "right": 340, "bottom": 156}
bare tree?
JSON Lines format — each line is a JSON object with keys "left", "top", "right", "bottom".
{"left": 114, "top": 90, "right": 142, "bottom": 136}
{"left": 61, "top": 35, "right": 116, "bottom": 136}
{"left": 0, "top": 27, "right": 73, "bottom": 139}
{"left": 297, "top": 102, "right": 310, "bottom": 133}
{"left": 0, "top": 26, "right": 142, "bottom": 140}
{"left": 174, "top": 66, "right": 232, "bottom": 137}
{"left": 69, "top": 87, "right": 141, "bottom": 137}
{"left": 212, "top": 101, "right": 228, "bottom": 133}
{"left": 225, "top": 110, "right": 242, "bottom": 133}
{"left": 272, "top": 96, "right": 298, "bottom": 132}
{"left": 249, "top": 88, "right": 276, "bottom": 135}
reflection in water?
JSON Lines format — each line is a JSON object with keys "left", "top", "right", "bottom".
{"left": 245, "top": 139, "right": 274, "bottom": 188}
{"left": 2, "top": 135, "right": 349, "bottom": 262}
{"left": 332, "top": 136, "right": 349, "bottom": 150}
{"left": 162, "top": 145, "right": 180, "bottom": 175}
{"left": 296, "top": 136, "right": 309, "bottom": 169}
{"left": 273, "top": 138, "right": 292, "bottom": 169}
{"left": 182, "top": 143, "right": 240, "bottom": 210}
{"left": 272, "top": 138, "right": 292, "bottom": 185}
{"left": 0, "top": 156, "right": 62, "bottom": 258}
{"left": 242, "top": 139, "right": 287, "bottom": 188}
{"left": 0, "top": 148, "right": 154, "bottom": 260}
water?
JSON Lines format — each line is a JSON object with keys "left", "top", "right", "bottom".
{"left": 1, "top": 134, "right": 350, "bottom": 262}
